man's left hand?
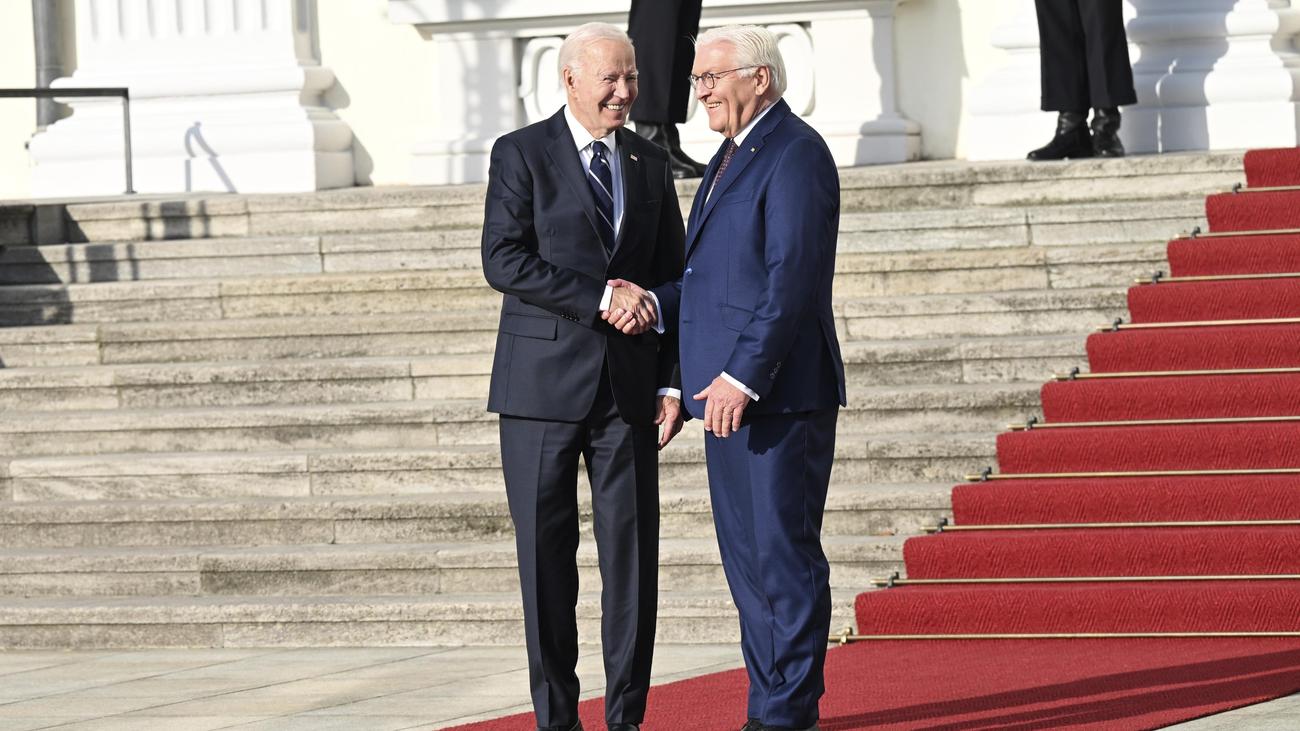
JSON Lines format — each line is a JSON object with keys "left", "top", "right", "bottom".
{"left": 693, "top": 376, "right": 751, "bottom": 438}
{"left": 655, "top": 394, "right": 685, "bottom": 450}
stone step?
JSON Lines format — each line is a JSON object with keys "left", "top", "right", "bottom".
{"left": 0, "top": 589, "right": 863, "bottom": 648}
{"left": 837, "top": 197, "right": 1201, "bottom": 255}
{"left": 0, "top": 353, "right": 1042, "bottom": 422}
{"left": 1, "top": 432, "right": 994, "bottom": 500}
{"left": 838, "top": 287, "right": 1129, "bottom": 340}
{"left": 5, "top": 152, "right": 1240, "bottom": 247}
{"left": 0, "top": 379, "right": 1032, "bottom": 456}
{"left": 0, "top": 314, "right": 498, "bottom": 369}
{"left": 0, "top": 270, "right": 497, "bottom": 328}
{"left": 0, "top": 484, "right": 952, "bottom": 549}
{"left": 0, "top": 356, "right": 489, "bottom": 410}
{"left": 844, "top": 333, "right": 1087, "bottom": 386}
{"left": 0, "top": 231, "right": 483, "bottom": 285}
{"left": 0, "top": 535, "right": 906, "bottom": 599}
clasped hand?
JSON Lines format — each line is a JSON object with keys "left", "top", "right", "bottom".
{"left": 601, "top": 278, "right": 657, "bottom": 335}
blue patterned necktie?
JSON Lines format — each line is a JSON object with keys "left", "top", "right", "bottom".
{"left": 588, "top": 141, "right": 616, "bottom": 252}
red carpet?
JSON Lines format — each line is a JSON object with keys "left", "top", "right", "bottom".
{"left": 996, "top": 422, "right": 1300, "bottom": 473}
{"left": 1168, "top": 233, "right": 1300, "bottom": 277}
{"left": 856, "top": 582, "right": 1300, "bottom": 635}
{"left": 445, "top": 639, "right": 1300, "bottom": 730}
{"left": 1206, "top": 190, "right": 1300, "bottom": 232}
{"left": 951, "top": 475, "right": 1300, "bottom": 525}
{"left": 1041, "top": 373, "right": 1300, "bottom": 422}
{"left": 903, "top": 526, "right": 1300, "bottom": 578}
{"left": 1245, "top": 147, "right": 1300, "bottom": 187}
{"left": 1127, "top": 277, "right": 1300, "bottom": 323}
{"left": 1086, "top": 324, "right": 1300, "bottom": 372}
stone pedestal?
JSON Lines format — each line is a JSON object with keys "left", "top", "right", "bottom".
{"left": 29, "top": 0, "right": 355, "bottom": 197}
{"left": 965, "top": 0, "right": 1300, "bottom": 161}
{"left": 389, "top": 0, "right": 920, "bottom": 184}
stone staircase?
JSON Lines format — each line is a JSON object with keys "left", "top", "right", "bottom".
{"left": 0, "top": 152, "right": 1242, "bottom": 649}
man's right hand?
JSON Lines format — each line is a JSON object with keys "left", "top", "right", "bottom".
{"left": 602, "top": 278, "right": 657, "bottom": 335}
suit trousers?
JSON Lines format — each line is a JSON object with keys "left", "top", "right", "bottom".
{"left": 1035, "top": 0, "right": 1137, "bottom": 111}
{"left": 704, "top": 407, "right": 838, "bottom": 728}
{"left": 499, "top": 371, "right": 660, "bottom": 728}
{"left": 627, "top": 0, "right": 703, "bottom": 125}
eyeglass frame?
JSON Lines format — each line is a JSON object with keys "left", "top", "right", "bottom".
{"left": 687, "top": 66, "right": 760, "bottom": 90}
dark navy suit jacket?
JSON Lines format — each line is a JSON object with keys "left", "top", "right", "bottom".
{"left": 481, "top": 108, "right": 686, "bottom": 425}
{"left": 654, "top": 99, "right": 846, "bottom": 419}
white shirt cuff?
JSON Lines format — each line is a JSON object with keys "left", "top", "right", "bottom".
{"left": 599, "top": 285, "right": 613, "bottom": 312}
{"left": 656, "top": 387, "right": 682, "bottom": 399}
{"left": 721, "top": 372, "right": 759, "bottom": 401}
{"left": 647, "top": 290, "right": 665, "bottom": 334}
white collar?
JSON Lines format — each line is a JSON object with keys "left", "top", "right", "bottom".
{"left": 563, "top": 105, "right": 618, "bottom": 154}
{"left": 731, "top": 99, "right": 777, "bottom": 148}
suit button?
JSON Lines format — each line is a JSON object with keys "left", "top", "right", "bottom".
{"left": 685, "top": 268, "right": 693, "bottom": 275}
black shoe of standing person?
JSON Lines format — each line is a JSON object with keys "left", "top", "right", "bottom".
{"left": 608, "top": 724, "right": 639, "bottom": 731}
{"left": 634, "top": 121, "right": 708, "bottom": 179}
{"left": 1090, "top": 107, "right": 1126, "bottom": 157}
{"left": 1027, "top": 111, "right": 1094, "bottom": 161}
{"left": 538, "top": 721, "right": 582, "bottom": 731}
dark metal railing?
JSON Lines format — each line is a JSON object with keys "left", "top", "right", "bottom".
{"left": 0, "top": 87, "right": 135, "bottom": 194}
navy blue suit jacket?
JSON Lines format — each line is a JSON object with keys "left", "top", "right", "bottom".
{"left": 654, "top": 99, "right": 846, "bottom": 419}
{"left": 481, "top": 108, "right": 686, "bottom": 425}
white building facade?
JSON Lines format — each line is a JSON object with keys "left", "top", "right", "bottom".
{"left": 2, "top": 0, "right": 1299, "bottom": 198}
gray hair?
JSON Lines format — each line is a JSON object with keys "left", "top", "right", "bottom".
{"left": 558, "top": 22, "right": 634, "bottom": 76}
{"left": 695, "top": 25, "right": 787, "bottom": 96}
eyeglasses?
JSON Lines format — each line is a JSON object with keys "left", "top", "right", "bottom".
{"left": 687, "top": 66, "right": 758, "bottom": 89}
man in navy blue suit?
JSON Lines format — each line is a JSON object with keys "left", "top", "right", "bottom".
{"left": 609, "top": 24, "right": 846, "bottom": 731}
{"left": 481, "top": 22, "right": 686, "bottom": 731}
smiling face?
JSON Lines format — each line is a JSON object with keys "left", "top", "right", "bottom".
{"left": 692, "top": 41, "right": 771, "bottom": 139}
{"left": 563, "top": 39, "right": 638, "bottom": 139}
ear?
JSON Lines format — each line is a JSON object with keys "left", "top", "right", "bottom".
{"left": 562, "top": 66, "right": 578, "bottom": 96}
{"left": 752, "top": 65, "right": 772, "bottom": 96}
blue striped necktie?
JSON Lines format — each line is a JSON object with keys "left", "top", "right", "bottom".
{"left": 588, "top": 141, "right": 616, "bottom": 253}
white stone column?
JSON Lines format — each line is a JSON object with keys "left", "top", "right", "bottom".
{"left": 389, "top": 0, "right": 922, "bottom": 184}
{"left": 29, "top": 0, "right": 355, "bottom": 197}
{"left": 966, "top": 0, "right": 1300, "bottom": 161}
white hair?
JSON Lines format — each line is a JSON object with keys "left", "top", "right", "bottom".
{"left": 558, "top": 22, "right": 634, "bottom": 76}
{"left": 695, "top": 25, "right": 787, "bottom": 96}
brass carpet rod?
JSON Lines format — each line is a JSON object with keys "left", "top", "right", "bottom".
{"left": 965, "top": 468, "right": 1300, "bottom": 481}
{"left": 1008, "top": 414, "right": 1300, "bottom": 431}
{"left": 869, "top": 574, "right": 1300, "bottom": 588}
{"left": 1175, "top": 225, "right": 1300, "bottom": 241}
{"left": 925, "top": 519, "right": 1300, "bottom": 533}
{"left": 1052, "top": 367, "right": 1300, "bottom": 381}
{"left": 1098, "top": 316, "right": 1300, "bottom": 332}
{"left": 1135, "top": 272, "right": 1300, "bottom": 285}
{"left": 1236, "top": 184, "right": 1300, "bottom": 193}
{"left": 831, "top": 630, "right": 1300, "bottom": 644}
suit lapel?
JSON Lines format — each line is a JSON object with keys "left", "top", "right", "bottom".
{"left": 686, "top": 99, "right": 792, "bottom": 260}
{"left": 544, "top": 109, "right": 608, "bottom": 262}
{"left": 609, "top": 128, "right": 647, "bottom": 262}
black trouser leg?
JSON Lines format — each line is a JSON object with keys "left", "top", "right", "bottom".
{"left": 1036, "top": 0, "right": 1136, "bottom": 111}
{"left": 628, "top": 0, "right": 703, "bottom": 124}
{"left": 500, "top": 373, "right": 659, "bottom": 728}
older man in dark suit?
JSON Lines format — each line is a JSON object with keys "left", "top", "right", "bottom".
{"left": 480, "top": 21, "right": 686, "bottom": 731}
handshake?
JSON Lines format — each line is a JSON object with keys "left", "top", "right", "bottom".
{"left": 601, "top": 278, "right": 658, "bottom": 335}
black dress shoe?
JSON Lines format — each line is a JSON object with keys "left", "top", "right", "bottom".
{"left": 634, "top": 121, "right": 708, "bottom": 179}
{"left": 1027, "top": 111, "right": 1094, "bottom": 161}
{"left": 1090, "top": 107, "right": 1126, "bottom": 157}
{"left": 754, "top": 723, "right": 820, "bottom": 731}
{"left": 607, "top": 724, "right": 639, "bottom": 731}
{"left": 740, "top": 720, "right": 761, "bottom": 731}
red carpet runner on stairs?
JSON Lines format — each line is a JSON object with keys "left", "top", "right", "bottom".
{"left": 447, "top": 148, "right": 1300, "bottom": 730}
